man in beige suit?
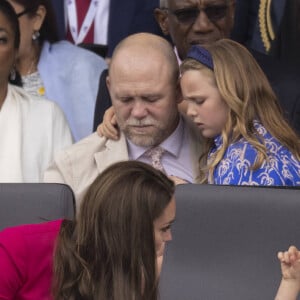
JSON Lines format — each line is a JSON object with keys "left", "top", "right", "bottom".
{"left": 44, "top": 33, "right": 202, "bottom": 206}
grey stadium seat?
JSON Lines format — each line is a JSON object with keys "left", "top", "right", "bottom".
{"left": 0, "top": 183, "right": 75, "bottom": 230}
{"left": 159, "top": 184, "right": 300, "bottom": 300}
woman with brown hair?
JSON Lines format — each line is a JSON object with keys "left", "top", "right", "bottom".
{"left": 0, "top": 161, "right": 175, "bottom": 299}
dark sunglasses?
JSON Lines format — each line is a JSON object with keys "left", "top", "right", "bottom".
{"left": 16, "top": 8, "right": 31, "bottom": 18}
{"left": 164, "top": 4, "right": 229, "bottom": 25}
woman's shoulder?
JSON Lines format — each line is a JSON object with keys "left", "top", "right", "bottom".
{"left": 39, "top": 41, "right": 107, "bottom": 81}
{"left": 9, "top": 84, "right": 66, "bottom": 116}
{"left": 0, "top": 220, "right": 63, "bottom": 247}
{"left": 0, "top": 219, "right": 63, "bottom": 236}
{"left": 41, "top": 40, "right": 107, "bottom": 65}
{"left": 0, "top": 220, "right": 63, "bottom": 295}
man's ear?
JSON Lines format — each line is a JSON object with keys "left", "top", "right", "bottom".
{"left": 154, "top": 8, "right": 170, "bottom": 36}
{"left": 33, "top": 5, "right": 46, "bottom": 31}
{"left": 175, "top": 79, "right": 183, "bottom": 104}
{"left": 106, "top": 76, "right": 110, "bottom": 90}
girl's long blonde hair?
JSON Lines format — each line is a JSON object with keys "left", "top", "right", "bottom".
{"left": 181, "top": 39, "right": 300, "bottom": 183}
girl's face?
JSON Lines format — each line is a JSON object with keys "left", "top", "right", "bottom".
{"left": 153, "top": 196, "right": 176, "bottom": 258}
{"left": 0, "top": 10, "right": 16, "bottom": 85}
{"left": 181, "top": 69, "right": 229, "bottom": 138}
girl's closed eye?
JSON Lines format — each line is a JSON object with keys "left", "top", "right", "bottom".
{"left": 185, "top": 96, "right": 205, "bottom": 105}
{"left": 195, "top": 97, "right": 205, "bottom": 105}
{"left": 161, "top": 224, "right": 172, "bottom": 233}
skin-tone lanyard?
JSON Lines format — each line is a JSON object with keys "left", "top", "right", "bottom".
{"left": 66, "top": 0, "right": 99, "bottom": 44}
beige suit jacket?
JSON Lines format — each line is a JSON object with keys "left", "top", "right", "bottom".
{"left": 44, "top": 116, "right": 203, "bottom": 208}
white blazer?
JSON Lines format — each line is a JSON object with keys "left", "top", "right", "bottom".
{"left": 0, "top": 85, "right": 73, "bottom": 182}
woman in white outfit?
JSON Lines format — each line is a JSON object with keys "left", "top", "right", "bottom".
{"left": 0, "top": 0, "right": 72, "bottom": 182}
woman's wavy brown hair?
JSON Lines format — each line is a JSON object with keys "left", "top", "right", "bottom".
{"left": 53, "top": 161, "right": 174, "bottom": 300}
{"left": 180, "top": 39, "right": 300, "bottom": 183}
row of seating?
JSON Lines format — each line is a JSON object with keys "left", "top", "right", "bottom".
{"left": 1, "top": 183, "right": 299, "bottom": 299}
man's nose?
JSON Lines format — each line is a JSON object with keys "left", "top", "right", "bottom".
{"left": 131, "top": 101, "right": 147, "bottom": 119}
{"left": 192, "top": 10, "right": 214, "bottom": 32}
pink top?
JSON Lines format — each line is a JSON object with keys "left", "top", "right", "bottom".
{"left": 0, "top": 220, "right": 63, "bottom": 300}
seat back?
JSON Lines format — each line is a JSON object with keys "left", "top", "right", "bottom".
{"left": 0, "top": 183, "right": 75, "bottom": 230}
{"left": 159, "top": 184, "right": 300, "bottom": 300}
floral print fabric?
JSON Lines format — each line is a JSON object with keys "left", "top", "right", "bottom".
{"left": 209, "top": 122, "right": 300, "bottom": 186}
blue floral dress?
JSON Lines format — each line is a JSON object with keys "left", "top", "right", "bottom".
{"left": 209, "top": 122, "right": 300, "bottom": 186}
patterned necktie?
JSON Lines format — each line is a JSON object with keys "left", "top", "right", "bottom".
{"left": 144, "top": 146, "right": 166, "bottom": 173}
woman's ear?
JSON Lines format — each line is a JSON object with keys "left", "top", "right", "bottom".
{"left": 33, "top": 5, "right": 46, "bottom": 31}
{"left": 154, "top": 8, "right": 170, "bottom": 36}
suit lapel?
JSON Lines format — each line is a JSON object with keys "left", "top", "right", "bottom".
{"left": 94, "top": 133, "right": 129, "bottom": 173}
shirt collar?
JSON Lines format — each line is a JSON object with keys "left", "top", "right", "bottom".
{"left": 174, "top": 47, "right": 182, "bottom": 65}
{"left": 127, "top": 116, "right": 184, "bottom": 160}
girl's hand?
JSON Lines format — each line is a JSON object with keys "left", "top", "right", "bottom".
{"left": 169, "top": 175, "right": 188, "bottom": 185}
{"left": 97, "top": 106, "right": 119, "bottom": 140}
{"left": 278, "top": 246, "right": 300, "bottom": 282}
